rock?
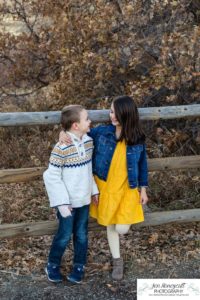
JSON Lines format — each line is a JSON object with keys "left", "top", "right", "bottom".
{"left": 123, "top": 47, "right": 131, "bottom": 57}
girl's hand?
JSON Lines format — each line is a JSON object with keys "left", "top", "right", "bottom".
{"left": 59, "top": 130, "right": 72, "bottom": 145}
{"left": 139, "top": 187, "right": 149, "bottom": 205}
{"left": 92, "top": 194, "right": 99, "bottom": 206}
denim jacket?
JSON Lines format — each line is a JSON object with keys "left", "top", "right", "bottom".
{"left": 89, "top": 124, "right": 148, "bottom": 189}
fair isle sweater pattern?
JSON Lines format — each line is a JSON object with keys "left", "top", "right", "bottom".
{"left": 43, "top": 134, "right": 99, "bottom": 208}
{"left": 49, "top": 140, "right": 93, "bottom": 168}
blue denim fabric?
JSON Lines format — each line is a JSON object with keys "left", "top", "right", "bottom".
{"left": 89, "top": 124, "right": 148, "bottom": 188}
{"left": 48, "top": 205, "right": 89, "bottom": 267}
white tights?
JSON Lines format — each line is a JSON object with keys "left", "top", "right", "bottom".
{"left": 107, "top": 224, "right": 131, "bottom": 258}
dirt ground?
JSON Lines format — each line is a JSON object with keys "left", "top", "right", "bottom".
{"left": 0, "top": 223, "right": 200, "bottom": 300}
{"left": 0, "top": 257, "right": 199, "bottom": 300}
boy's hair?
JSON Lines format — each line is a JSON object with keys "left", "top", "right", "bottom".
{"left": 61, "top": 105, "right": 84, "bottom": 131}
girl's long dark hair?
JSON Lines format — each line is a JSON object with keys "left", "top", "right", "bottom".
{"left": 113, "top": 96, "right": 145, "bottom": 145}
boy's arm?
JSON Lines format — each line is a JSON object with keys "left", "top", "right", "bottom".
{"left": 58, "top": 205, "right": 72, "bottom": 217}
{"left": 43, "top": 145, "right": 70, "bottom": 208}
{"left": 92, "top": 176, "right": 99, "bottom": 196}
{"left": 91, "top": 176, "right": 99, "bottom": 206}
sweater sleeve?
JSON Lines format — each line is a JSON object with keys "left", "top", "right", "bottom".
{"left": 92, "top": 176, "right": 99, "bottom": 196}
{"left": 43, "top": 145, "right": 70, "bottom": 207}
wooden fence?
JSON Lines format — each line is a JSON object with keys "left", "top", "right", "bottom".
{"left": 0, "top": 104, "right": 200, "bottom": 239}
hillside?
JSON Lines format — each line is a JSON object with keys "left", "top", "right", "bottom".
{"left": 0, "top": 1, "right": 199, "bottom": 299}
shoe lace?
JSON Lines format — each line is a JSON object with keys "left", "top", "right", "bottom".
{"left": 74, "top": 266, "right": 84, "bottom": 273}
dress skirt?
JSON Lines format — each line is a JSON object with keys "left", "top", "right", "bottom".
{"left": 90, "top": 140, "right": 144, "bottom": 226}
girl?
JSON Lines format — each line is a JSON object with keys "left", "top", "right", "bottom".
{"left": 59, "top": 96, "right": 148, "bottom": 280}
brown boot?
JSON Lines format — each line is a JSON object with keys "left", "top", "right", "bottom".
{"left": 111, "top": 257, "right": 123, "bottom": 280}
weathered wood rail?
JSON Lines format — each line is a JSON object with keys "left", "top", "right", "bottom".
{"left": 0, "top": 104, "right": 200, "bottom": 126}
{"left": 0, "top": 104, "right": 200, "bottom": 239}
{"left": 0, "top": 155, "right": 200, "bottom": 184}
{"left": 0, "top": 209, "right": 200, "bottom": 239}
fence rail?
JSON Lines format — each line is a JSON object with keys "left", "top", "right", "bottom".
{"left": 0, "top": 104, "right": 200, "bottom": 126}
{"left": 0, "top": 156, "right": 200, "bottom": 184}
{"left": 0, "top": 104, "right": 199, "bottom": 239}
{"left": 0, "top": 209, "right": 200, "bottom": 239}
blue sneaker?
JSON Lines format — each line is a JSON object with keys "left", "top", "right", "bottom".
{"left": 67, "top": 264, "right": 85, "bottom": 284}
{"left": 45, "top": 263, "right": 63, "bottom": 283}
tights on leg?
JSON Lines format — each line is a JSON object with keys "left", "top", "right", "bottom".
{"left": 107, "top": 224, "right": 130, "bottom": 258}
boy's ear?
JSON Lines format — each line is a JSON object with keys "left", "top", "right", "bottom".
{"left": 71, "top": 122, "right": 79, "bottom": 130}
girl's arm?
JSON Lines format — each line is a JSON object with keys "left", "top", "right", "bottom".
{"left": 59, "top": 130, "right": 71, "bottom": 145}
{"left": 88, "top": 126, "right": 100, "bottom": 139}
{"left": 138, "top": 144, "right": 148, "bottom": 188}
{"left": 138, "top": 144, "right": 149, "bottom": 204}
{"left": 58, "top": 126, "right": 101, "bottom": 145}
{"left": 139, "top": 187, "right": 148, "bottom": 205}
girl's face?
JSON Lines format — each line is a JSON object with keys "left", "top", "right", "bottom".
{"left": 110, "top": 103, "right": 120, "bottom": 126}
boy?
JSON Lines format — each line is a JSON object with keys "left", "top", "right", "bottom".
{"left": 43, "top": 105, "right": 99, "bottom": 284}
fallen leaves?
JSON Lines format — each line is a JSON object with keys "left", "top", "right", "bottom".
{"left": 148, "top": 232, "right": 159, "bottom": 244}
{"left": 0, "top": 223, "right": 199, "bottom": 277}
{"left": 106, "top": 283, "right": 118, "bottom": 292}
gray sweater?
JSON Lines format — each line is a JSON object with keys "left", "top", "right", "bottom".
{"left": 43, "top": 132, "right": 99, "bottom": 208}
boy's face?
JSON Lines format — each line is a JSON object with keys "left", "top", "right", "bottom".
{"left": 76, "top": 109, "right": 91, "bottom": 134}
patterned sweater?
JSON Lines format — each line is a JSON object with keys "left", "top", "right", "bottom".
{"left": 43, "top": 132, "right": 99, "bottom": 208}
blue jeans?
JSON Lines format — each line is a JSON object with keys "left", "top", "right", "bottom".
{"left": 48, "top": 205, "right": 89, "bottom": 267}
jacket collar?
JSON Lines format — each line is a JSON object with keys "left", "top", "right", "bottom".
{"left": 106, "top": 124, "right": 116, "bottom": 136}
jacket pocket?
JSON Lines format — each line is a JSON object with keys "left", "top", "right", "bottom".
{"left": 97, "top": 135, "right": 112, "bottom": 153}
{"left": 128, "top": 144, "right": 143, "bottom": 153}
{"left": 127, "top": 145, "right": 143, "bottom": 161}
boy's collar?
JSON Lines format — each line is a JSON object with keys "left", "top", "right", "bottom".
{"left": 66, "top": 131, "right": 87, "bottom": 142}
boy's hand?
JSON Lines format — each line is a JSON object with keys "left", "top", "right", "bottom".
{"left": 68, "top": 205, "right": 73, "bottom": 212}
{"left": 139, "top": 188, "right": 149, "bottom": 205}
{"left": 58, "top": 205, "right": 72, "bottom": 218}
{"left": 92, "top": 194, "right": 99, "bottom": 206}
{"left": 59, "top": 130, "right": 72, "bottom": 145}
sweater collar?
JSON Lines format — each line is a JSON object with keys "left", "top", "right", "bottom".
{"left": 66, "top": 131, "right": 87, "bottom": 143}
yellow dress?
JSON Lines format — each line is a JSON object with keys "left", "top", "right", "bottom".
{"left": 90, "top": 140, "right": 144, "bottom": 226}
